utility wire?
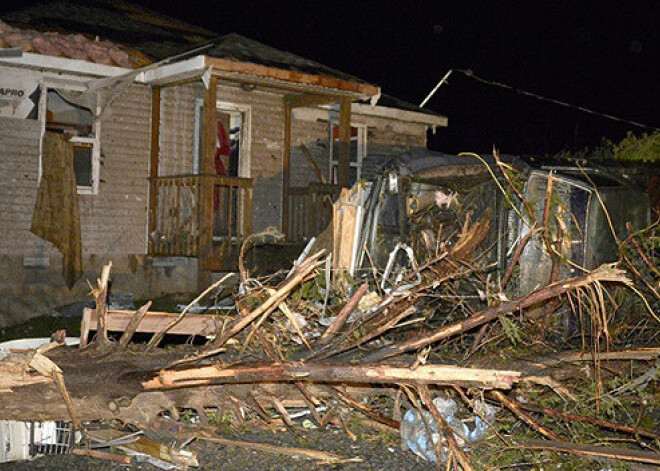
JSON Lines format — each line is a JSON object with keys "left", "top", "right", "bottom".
{"left": 421, "top": 69, "right": 660, "bottom": 132}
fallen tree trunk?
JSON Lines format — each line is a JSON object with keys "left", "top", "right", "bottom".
{"left": 363, "top": 264, "right": 630, "bottom": 362}
{"left": 144, "top": 362, "right": 522, "bottom": 390}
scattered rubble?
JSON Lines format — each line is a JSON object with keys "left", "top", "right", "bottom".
{"left": 0, "top": 153, "right": 658, "bottom": 469}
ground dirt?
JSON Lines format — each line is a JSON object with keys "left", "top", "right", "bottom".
{"left": 2, "top": 427, "right": 432, "bottom": 470}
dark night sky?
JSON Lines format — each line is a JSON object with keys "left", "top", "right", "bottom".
{"left": 8, "top": 0, "right": 660, "bottom": 156}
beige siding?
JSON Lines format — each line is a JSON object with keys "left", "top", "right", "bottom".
{"left": 159, "top": 83, "right": 197, "bottom": 176}
{"left": 80, "top": 84, "right": 151, "bottom": 258}
{"left": 0, "top": 116, "right": 46, "bottom": 256}
{"left": 290, "top": 119, "right": 328, "bottom": 187}
{"left": 0, "top": 83, "right": 150, "bottom": 263}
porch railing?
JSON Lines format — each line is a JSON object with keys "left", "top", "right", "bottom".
{"left": 287, "top": 183, "right": 342, "bottom": 242}
{"left": 149, "top": 175, "right": 253, "bottom": 257}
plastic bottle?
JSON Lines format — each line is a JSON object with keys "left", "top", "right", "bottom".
{"left": 400, "top": 397, "right": 496, "bottom": 463}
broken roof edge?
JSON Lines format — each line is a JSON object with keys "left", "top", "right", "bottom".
{"left": 0, "top": 51, "right": 132, "bottom": 77}
{"left": 352, "top": 102, "right": 447, "bottom": 128}
{"left": 204, "top": 55, "right": 380, "bottom": 98}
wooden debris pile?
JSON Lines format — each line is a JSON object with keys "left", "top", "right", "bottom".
{"left": 1, "top": 159, "right": 659, "bottom": 469}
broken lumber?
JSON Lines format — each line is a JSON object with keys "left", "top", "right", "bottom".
{"left": 0, "top": 352, "right": 52, "bottom": 391}
{"left": 144, "top": 362, "right": 522, "bottom": 390}
{"left": 145, "top": 273, "right": 234, "bottom": 352}
{"left": 72, "top": 449, "right": 132, "bottom": 465}
{"left": 92, "top": 262, "right": 112, "bottom": 346}
{"left": 523, "top": 439, "right": 660, "bottom": 465}
{"left": 489, "top": 390, "right": 558, "bottom": 440}
{"left": 363, "top": 264, "right": 631, "bottom": 362}
{"left": 198, "top": 436, "right": 360, "bottom": 464}
{"left": 86, "top": 428, "right": 198, "bottom": 467}
{"left": 117, "top": 301, "right": 152, "bottom": 350}
{"left": 169, "top": 252, "right": 325, "bottom": 367}
{"left": 319, "top": 282, "right": 369, "bottom": 344}
{"left": 28, "top": 351, "right": 80, "bottom": 430}
{"left": 211, "top": 251, "right": 323, "bottom": 348}
{"left": 81, "top": 308, "right": 218, "bottom": 344}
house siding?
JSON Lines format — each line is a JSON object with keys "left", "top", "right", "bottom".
{"left": 0, "top": 79, "right": 154, "bottom": 327}
{"left": 159, "top": 83, "right": 197, "bottom": 176}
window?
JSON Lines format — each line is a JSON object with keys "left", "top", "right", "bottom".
{"left": 41, "top": 88, "right": 100, "bottom": 194}
{"left": 329, "top": 122, "right": 366, "bottom": 185}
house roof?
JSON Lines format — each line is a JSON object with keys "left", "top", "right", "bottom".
{"left": 203, "top": 34, "right": 374, "bottom": 87}
{"left": 3, "top": 1, "right": 376, "bottom": 89}
{"left": 0, "top": 18, "right": 146, "bottom": 68}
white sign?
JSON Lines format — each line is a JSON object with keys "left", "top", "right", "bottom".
{"left": 0, "top": 71, "right": 39, "bottom": 119}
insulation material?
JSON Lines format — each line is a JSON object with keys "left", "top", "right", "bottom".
{"left": 31, "top": 132, "right": 82, "bottom": 288}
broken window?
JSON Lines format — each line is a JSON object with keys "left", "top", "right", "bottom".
{"left": 43, "top": 89, "right": 100, "bottom": 194}
{"left": 329, "top": 122, "right": 366, "bottom": 185}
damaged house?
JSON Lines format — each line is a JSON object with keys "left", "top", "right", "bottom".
{"left": 0, "top": 0, "right": 447, "bottom": 327}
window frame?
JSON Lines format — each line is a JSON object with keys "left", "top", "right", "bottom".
{"left": 328, "top": 121, "right": 367, "bottom": 185}
{"left": 38, "top": 83, "right": 101, "bottom": 195}
{"left": 215, "top": 100, "right": 252, "bottom": 178}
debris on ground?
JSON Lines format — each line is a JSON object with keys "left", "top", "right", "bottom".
{"left": 0, "top": 151, "right": 658, "bottom": 469}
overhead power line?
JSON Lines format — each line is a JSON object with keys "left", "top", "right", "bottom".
{"left": 420, "top": 69, "right": 660, "bottom": 132}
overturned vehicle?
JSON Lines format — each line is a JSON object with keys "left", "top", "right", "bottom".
{"left": 349, "top": 150, "right": 652, "bottom": 299}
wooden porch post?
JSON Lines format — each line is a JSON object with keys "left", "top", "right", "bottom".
{"left": 337, "top": 97, "right": 352, "bottom": 187}
{"left": 198, "top": 75, "right": 217, "bottom": 289}
{"left": 282, "top": 102, "right": 292, "bottom": 237}
{"left": 148, "top": 87, "right": 161, "bottom": 253}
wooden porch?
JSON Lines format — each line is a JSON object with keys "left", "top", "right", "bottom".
{"left": 148, "top": 174, "right": 253, "bottom": 270}
{"left": 146, "top": 66, "right": 376, "bottom": 285}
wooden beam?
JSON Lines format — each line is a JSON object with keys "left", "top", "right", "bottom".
{"left": 336, "top": 97, "right": 352, "bottom": 187}
{"left": 82, "top": 308, "right": 217, "bottom": 337}
{"left": 523, "top": 439, "right": 660, "bottom": 465}
{"left": 198, "top": 75, "right": 217, "bottom": 289}
{"left": 205, "top": 56, "right": 380, "bottom": 97}
{"left": 147, "top": 87, "right": 160, "bottom": 253}
{"left": 282, "top": 102, "right": 292, "bottom": 236}
{"left": 145, "top": 362, "right": 522, "bottom": 390}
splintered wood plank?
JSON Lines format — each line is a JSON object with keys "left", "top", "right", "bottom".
{"left": 337, "top": 204, "right": 357, "bottom": 271}
{"left": 83, "top": 308, "right": 217, "bottom": 337}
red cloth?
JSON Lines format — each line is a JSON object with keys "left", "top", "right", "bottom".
{"left": 214, "top": 121, "right": 230, "bottom": 176}
{"left": 213, "top": 121, "right": 231, "bottom": 210}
